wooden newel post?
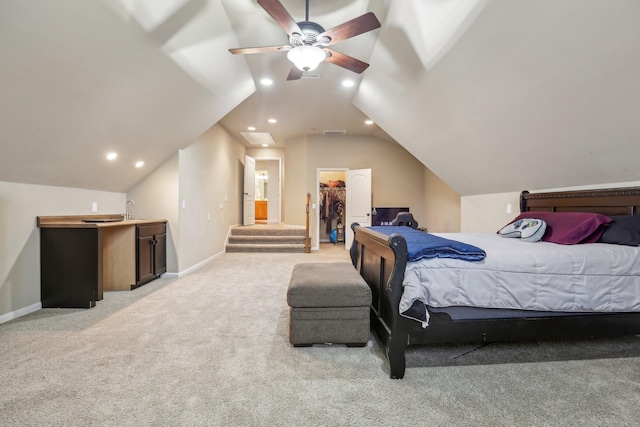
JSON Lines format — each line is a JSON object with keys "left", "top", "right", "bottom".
{"left": 305, "top": 192, "right": 311, "bottom": 253}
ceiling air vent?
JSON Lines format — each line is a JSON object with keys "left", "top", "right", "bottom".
{"left": 322, "top": 130, "right": 347, "bottom": 136}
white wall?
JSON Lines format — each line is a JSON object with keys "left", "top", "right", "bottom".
{"left": 460, "top": 180, "right": 640, "bottom": 233}
{"left": 461, "top": 191, "right": 521, "bottom": 233}
{"left": 283, "top": 136, "right": 309, "bottom": 226}
{"left": 265, "top": 160, "right": 280, "bottom": 224}
{"left": 178, "top": 124, "right": 245, "bottom": 272}
{"left": 126, "top": 153, "right": 180, "bottom": 273}
{"left": 424, "top": 167, "right": 461, "bottom": 232}
{"left": 0, "top": 181, "right": 125, "bottom": 323}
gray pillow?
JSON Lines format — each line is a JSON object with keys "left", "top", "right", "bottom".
{"left": 596, "top": 215, "right": 640, "bottom": 246}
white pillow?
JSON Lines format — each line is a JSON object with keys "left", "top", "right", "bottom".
{"left": 498, "top": 218, "right": 547, "bottom": 242}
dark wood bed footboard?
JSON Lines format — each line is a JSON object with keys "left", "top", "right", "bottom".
{"left": 349, "top": 224, "right": 410, "bottom": 379}
{"left": 351, "top": 187, "right": 640, "bottom": 379}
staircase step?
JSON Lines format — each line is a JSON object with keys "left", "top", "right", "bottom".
{"left": 228, "top": 235, "right": 305, "bottom": 244}
{"left": 225, "top": 243, "right": 306, "bottom": 253}
{"left": 227, "top": 225, "right": 309, "bottom": 253}
{"left": 230, "top": 226, "right": 306, "bottom": 237}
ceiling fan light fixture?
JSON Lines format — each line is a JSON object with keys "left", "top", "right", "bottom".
{"left": 287, "top": 45, "right": 326, "bottom": 71}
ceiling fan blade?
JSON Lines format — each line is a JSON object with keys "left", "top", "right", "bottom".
{"left": 229, "top": 45, "right": 290, "bottom": 55}
{"left": 324, "top": 49, "right": 369, "bottom": 74}
{"left": 257, "top": 0, "right": 304, "bottom": 38}
{"left": 317, "top": 12, "right": 381, "bottom": 46}
{"left": 286, "top": 66, "right": 304, "bottom": 81}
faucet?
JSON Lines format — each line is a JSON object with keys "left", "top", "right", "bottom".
{"left": 126, "top": 200, "right": 135, "bottom": 219}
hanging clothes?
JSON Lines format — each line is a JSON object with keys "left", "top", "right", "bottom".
{"left": 319, "top": 185, "right": 346, "bottom": 234}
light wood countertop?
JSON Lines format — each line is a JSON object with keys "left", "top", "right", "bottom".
{"left": 37, "top": 215, "right": 167, "bottom": 228}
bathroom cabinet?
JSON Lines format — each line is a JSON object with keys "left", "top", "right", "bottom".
{"left": 255, "top": 200, "right": 267, "bottom": 220}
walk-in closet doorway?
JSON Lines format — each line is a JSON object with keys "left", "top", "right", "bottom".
{"left": 315, "top": 168, "right": 372, "bottom": 251}
{"left": 317, "top": 169, "right": 347, "bottom": 248}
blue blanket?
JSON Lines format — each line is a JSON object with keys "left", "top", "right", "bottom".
{"left": 369, "top": 226, "right": 486, "bottom": 262}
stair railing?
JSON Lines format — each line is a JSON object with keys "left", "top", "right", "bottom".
{"left": 305, "top": 192, "right": 311, "bottom": 253}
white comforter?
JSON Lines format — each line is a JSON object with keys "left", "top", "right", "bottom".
{"left": 400, "top": 233, "right": 640, "bottom": 327}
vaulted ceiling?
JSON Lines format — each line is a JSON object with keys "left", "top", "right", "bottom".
{"left": 2, "top": 0, "right": 639, "bottom": 196}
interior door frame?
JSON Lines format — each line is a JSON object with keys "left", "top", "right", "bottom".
{"left": 345, "top": 168, "right": 372, "bottom": 249}
{"left": 255, "top": 157, "right": 282, "bottom": 224}
{"left": 243, "top": 155, "right": 256, "bottom": 226}
{"left": 315, "top": 168, "right": 348, "bottom": 251}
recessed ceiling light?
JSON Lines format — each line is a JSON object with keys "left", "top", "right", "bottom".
{"left": 268, "top": 118, "right": 277, "bottom": 124}
{"left": 106, "top": 152, "right": 118, "bottom": 161}
{"left": 260, "top": 78, "right": 273, "bottom": 86}
{"left": 247, "top": 126, "right": 256, "bottom": 131}
{"left": 262, "top": 144, "right": 269, "bottom": 147}
{"left": 342, "top": 80, "right": 355, "bottom": 87}
{"left": 365, "top": 120, "right": 374, "bottom": 125}
{"left": 135, "top": 161, "right": 144, "bottom": 168}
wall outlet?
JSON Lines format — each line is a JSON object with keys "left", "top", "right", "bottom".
{"left": 219, "top": 202, "right": 224, "bottom": 209}
{"left": 182, "top": 200, "right": 186, "bottom": 209}
{"left": 92, "top": 202, "right": 98, "bottom": 212}
{"left": 207, "top": 213, "right": 211, "bottom": 221}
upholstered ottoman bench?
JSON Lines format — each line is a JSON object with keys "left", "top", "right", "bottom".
{"left": 287, "top": 262, "right": 371, "bottom": 347}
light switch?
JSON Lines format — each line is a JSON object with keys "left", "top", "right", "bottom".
{"left": 219, "top": 202, "right": 224, "bottom": 209}
{"left": 312, "top": 203, "right": 316, "bottom": 209}
{"left": 506, "top": 204, "right": 512, "bottom": 214}
{"left": 92, "top": 202, "right": 98, "bottom": 212}
{"left": 182, "top": 201, "right": 186, "bottom": 209}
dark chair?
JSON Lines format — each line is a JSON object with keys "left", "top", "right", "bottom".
{"left": 391, "top": 212, "right": 418, "bottom": 229}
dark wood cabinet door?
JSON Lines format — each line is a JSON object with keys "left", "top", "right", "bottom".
{"left": 136, "top": 235, "right": 155, "bottom": 284}
{"left": 154, "top": 233, "right": 167, "bottom": 275}
{"left": 135, "top": 222, "right": 167, "bottom": 286}
{"left": 40, "top": 228, "right": 100, "bottom": 308}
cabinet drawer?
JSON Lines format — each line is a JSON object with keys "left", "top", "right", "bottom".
{"left": 136, "top": 223, "right": 166, "bottom": 238}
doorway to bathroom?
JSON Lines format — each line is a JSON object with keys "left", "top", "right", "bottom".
{"left": 255, "top": 159, "right": 281, "bottom": 224}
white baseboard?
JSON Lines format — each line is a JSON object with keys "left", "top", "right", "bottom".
{"left": 0, "top": 302, "right": 42, "bottom": 325}
{"left": 174, "top": 251, "right": 225, "bottom": 278}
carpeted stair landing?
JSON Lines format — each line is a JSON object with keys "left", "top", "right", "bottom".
{"left": 226, "top": 225, "right": 307, "bottom": 253}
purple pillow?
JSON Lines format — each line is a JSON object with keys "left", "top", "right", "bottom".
{"left": 502, "top": 211, "right": 612, "bottom": 245}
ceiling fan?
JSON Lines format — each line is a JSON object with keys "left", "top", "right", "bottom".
{"left": 229, "top": 0, "right": 381, "bottom": 80}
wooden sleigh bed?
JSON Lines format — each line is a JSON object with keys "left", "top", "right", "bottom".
{"left": 350, "top": 187, "right": 640, "bottom": 379}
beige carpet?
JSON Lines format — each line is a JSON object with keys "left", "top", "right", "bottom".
{"left": 1, "top": 243, "right": 639, "bottom": 426}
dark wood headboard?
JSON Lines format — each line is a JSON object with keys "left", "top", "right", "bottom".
{"left": 520, "top": 187, "right": 640, "bottom": 216}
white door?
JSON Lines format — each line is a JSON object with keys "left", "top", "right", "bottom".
{"left": 243, "top": 155, "right": 256, "bottom": 226}
{"left": 345, "top": 168, "right": 372, "bottom": 248}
